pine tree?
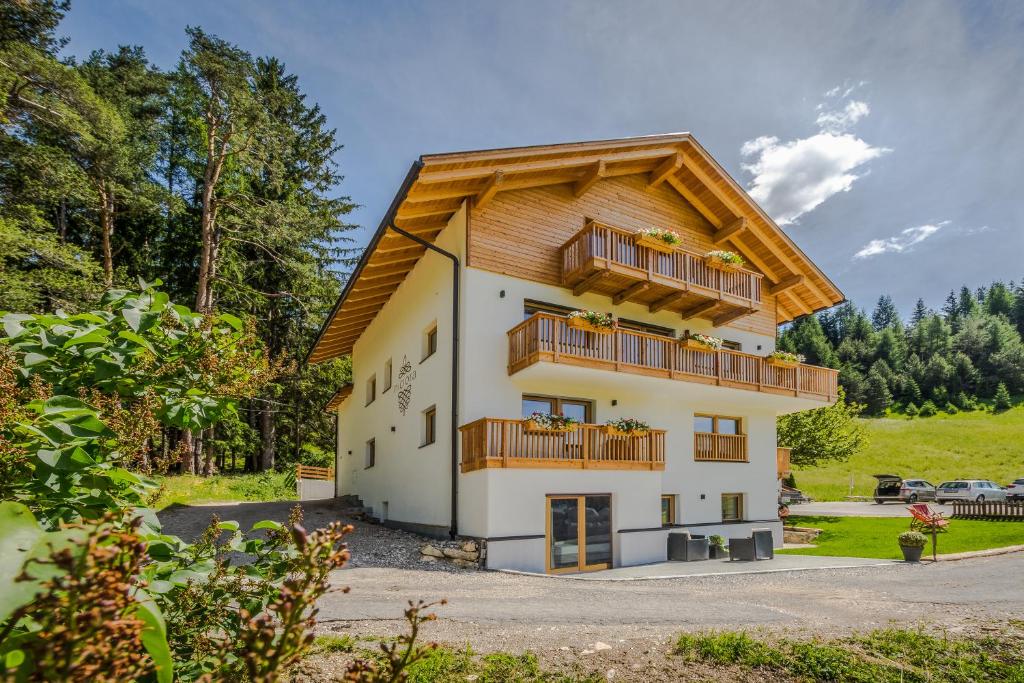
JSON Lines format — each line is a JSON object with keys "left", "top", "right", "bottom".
{"left": 942, "top": 290, "right": 959, "bottom": 321}
{"left": 911, "top": 298, "right": 929, "bottom": 326}
{"left": 871, "top": 294, "right": 901, "bottom": 330}
{"left": 994, "top": 383, "right": 1012, "bottom": 411}
{"left": 865, "top": 368, "right": 893, "bottom": 416}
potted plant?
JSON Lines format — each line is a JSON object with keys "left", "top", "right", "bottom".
{"left": 634, "top": 227, "right": 683, "bottom": 253}
{"left": 524, "top": 412, "right": 581, "bottom": 433}
{"left": 566, "top": 310, "right": 615, "bottom": 334}
{"left": 603, "top": 417, "right": 650, "bottom": 437}
{"left": 705, "top": 249, "right": 745, "bottom": 271}
{"left": 708, "top": 535, "right": 728, "bottom": 559}
{"left": 766, "top": 350, "right": 805, "bottom": 368}
{"left": 898, "top": 530, "right": 927, "bottom": 562}
{"left": 680, "top": 332, "right": 723, "bottom": 351}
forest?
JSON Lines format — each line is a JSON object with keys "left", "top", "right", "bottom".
{"left": 779, "top": 284, "right": 1024, "bottom": 415}
{"left": 1, "top": 0, "right": 352, "bottom": 474}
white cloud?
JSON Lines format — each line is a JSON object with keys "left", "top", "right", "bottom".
{"left": 740, "top": 85, "right": 888, "bottom": 225}
{"left": 854, "top": 222, "right": 947, "bottom": 259}
{"left": 742, "top": 132, "right": 889, "bottom": 225}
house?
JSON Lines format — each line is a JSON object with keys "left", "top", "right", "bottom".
{"left": 309, "top": 133, "right": 841, "bottom": 574}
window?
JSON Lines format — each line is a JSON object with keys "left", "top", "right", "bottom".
{"left": 522, "top": 395, "right": 593, "bottom": 423}
{"left": 365, "top": 374, "right": 376, "bottom": 405}
{"left": 524, "top": 300, "right": 575, "bottom": 319}
{"left": 383, "top": 358, "right": 392, "bottom": 393}
{"left": 661, "top": 495, "right": 677, "bottom": 526}
{"left": 721, "top": 493, "right": 743, "bottom": 522}
{"left": 422, "top": 405, "right": 436, "bottom": 446}
{"left": 694, "top": 415, "right": 746, "bottom": 461}
{"left": 722, "top": 340, "right": 742, "bottom": 351}
{"left": 618, "top": 318, "right": 675, "bottom": 337}
{"left": 365, "top": 439, "right": 376, "bottom": 469}
{"left": 423, "top": 323, "right": 438, "bottom": 361}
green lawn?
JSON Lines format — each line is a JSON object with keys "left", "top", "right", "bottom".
{"left": 793, "top": 404, "right": 1024, "bottom": 501}
{"left": 779, "top": 515, "right": 1024, "bottom": 559}
{"left": 151, "top": 471, "right": 296, "bottom": 509}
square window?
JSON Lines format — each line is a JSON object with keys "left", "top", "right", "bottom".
{"left": 661, "top": 495, "right": 676, "bottom": 526}
{"left": 423, "top": 405, "right": 436, "bottom": 446}
{"left": 717, "top": 418, "right": 739, "bottom": 435}
{"left": 423, "top": 324, "right": 438, "bottom": 361}
{"left": 366, "top": 374, "right": 376, "bottom": 405}
{"left": 721, "top": 493, "right": 743, "bottom": 522}
{"left": 365, "top": 439, "right": 376, "bottom": 469}
{"left": 693, "top": 415, "right": 715, "bottom": 433}
{"left": 383, "top": 359, "right": 392, "bottom": 393}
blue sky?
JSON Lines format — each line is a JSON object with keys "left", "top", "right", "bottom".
{"left": 61, "top": 1, "right": 1024, "bottom": 316}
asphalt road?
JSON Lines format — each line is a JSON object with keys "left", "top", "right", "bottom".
{"left": 317, "top": 552, "right": 1024, "bottom": 652}
{"left": 791, "top": 501, "right": 956, "bottom": 518}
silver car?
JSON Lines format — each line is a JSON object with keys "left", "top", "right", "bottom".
{"left": 1005, "top": 478, "right": 1024, "bottom": 501}
{"left": 935, "top": 480, "right": 1007, "bottom": 504}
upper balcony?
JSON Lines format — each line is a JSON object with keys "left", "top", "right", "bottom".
{"left": 560, "top": 220, "right": 764, "bottom": 326}
{"left": 508, "top": 313, "right": 839, "bottom": 403}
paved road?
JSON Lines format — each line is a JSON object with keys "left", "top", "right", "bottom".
{"left": 790, "top": 501, "right": 955, "bottom": 518}
{"left": 317, "top": 552, "right": 1024, "bottom": 653}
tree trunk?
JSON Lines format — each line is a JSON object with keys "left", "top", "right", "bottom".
{"left": 181, "top": 429, "right": 195, "bottom": 474}
{"left": 259, "top": 407, "right": 275, "bottom": 472}
{"left": 57, "top": 197, "right": 67, "bottom": 241}
{"left": 98, "top": 182, "right": 115, "bottom": 287}
{"left": 201, "top": 427, "right": 216, "bottom": 475}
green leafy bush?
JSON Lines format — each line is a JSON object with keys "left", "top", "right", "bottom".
{"left": 898, "top": 531, "right": 927, "bottom": 548}
{"left": 919, "top": 400, "right": 938, "bottom": 417}
{"left": 945, "top": 402, "right": 959, "bottom": 414}
{"left": 905, "top": 402, "right": 919, "bottom": 417}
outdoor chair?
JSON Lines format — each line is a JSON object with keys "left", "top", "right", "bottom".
{"left": 907, "top": 503, "right": 949, "bottom": 532}
{"left": 751, "top": 528, "right": 775, "bottom": 560}
{"left": 668, "top": 532, "right": 709, "bottom": 561}
{"left": 728, "top": 536, "right": 756, "bottom": 561}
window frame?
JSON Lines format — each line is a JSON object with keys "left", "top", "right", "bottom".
{"left": 365, "top": 374, "right": 376, "bottom": 406}
{"left": 383, "top": 358, "right": 392, "bottom": 393}
{"left": 422, "top": 323, "right": 438, "bottom": 362}
{"left": 422, "top": 405, "right": 437, "bottom": 447}
{"left": 522, "top": 394, "right": 594, "bottom": 423}
{"left": 721, "top": 493, "right": 744, "bottom": 522}
{"left": 365, "top": 438, "right": 376, "bottom": 469}
{"left": 694, "top": 413, "right": 744, "bottom": 435}
{"left": 661, "top": 494, "right": 677, "bottom": 527}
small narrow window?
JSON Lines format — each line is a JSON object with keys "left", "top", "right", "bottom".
{"left": 383, "top": 359, "right": 392, "bottom": 393}
{"left": 722, "top": 340, "right": 742, "bottom": 351}
{"left": 423, "top": 323, "right": 438, "bottom": 361}
{"left": 661, "top": 495, "right": 677, "bottom": 526}
{"left": 423, "top": 405, "right": 436, "bottom": 446}
{"left": 366, "top": 374, "right": 376, "bottom": 405}
{"left": 721, "top": 493, "right": 743, "bottom": 522}
{"left": 365, "top": 438, "right": 376, "bottom": 469}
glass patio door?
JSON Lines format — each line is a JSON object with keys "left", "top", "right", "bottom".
{"left": 546, "top": 495, "right": 612, "bottom": 573}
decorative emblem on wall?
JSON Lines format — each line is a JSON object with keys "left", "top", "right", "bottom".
{"left": 396, "top": 356, "right": 416, "bottom": 416}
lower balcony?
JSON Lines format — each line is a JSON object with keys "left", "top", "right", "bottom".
{"left": 508, "top": 313, "right": 839, "bottom": 402}
{"left": 694, "top": 433, "right": 748, "bottom": 462}
{"left": 459, "top": 418, "right": 666, "bottom": 472}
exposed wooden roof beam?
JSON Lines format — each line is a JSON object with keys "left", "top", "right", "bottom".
{"left": 389, "top": 219, "right": 448, "bottom": 234}
{"left": 649, "top": 291, "right": 686, "bottom": 313}
{"left": 742, "top": 221, "right": 831, "bottom": 308}
{"left": 713, "top": 307, "right": 754, "bottom": 327}
{"left": 680, "top": 300, "right": 718, "bottom": 320}
{"left": 647, "top": 153, "right": 683, "bottom": 189}
{"left": 474, "top": 171, "right": 505, "bottom": 209}
{"left": 360, "top": 262, "right": 417, "bottom": 280}
{"left": 681, "top": 151, "right": 745, "bottom": 218}
{"left": 365, "top": 249, "right": 425, "bottom": 267}
{"left": 665, "top": 175, "right": 722, "bottom": 228}
{"left": 713, "top": 218, "right": 747, "bottom": 246}
{"left": 572, "top": 270, "right": 610, "bottom": 296}
{"left": 612, "top": 281, "right": 649, "bottom": 305}
{"left": 782, "top": 290, "right": 813, "bottom": 316}
{"left": 573, "top": 160, "right": 605, "bottom": 198}
{"left": 349, "top": 274, "right": 407, "bottom": 291}
{"left": 768, "top": 274, "right": 805, "bottom": 296}
{"left": 395, "top": 201, "right": 461, "bottom": 221}
{"left": 726, "top": 234, "right": 781, "bottom": 283}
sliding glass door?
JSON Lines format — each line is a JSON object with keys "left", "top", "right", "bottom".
{"left": 546, "top": 494, "right": 612, "bottom": 573}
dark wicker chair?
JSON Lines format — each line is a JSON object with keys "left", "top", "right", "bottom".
{"left": 668, "top": 532, "right": 709, "bottom": 561}
{"left": 752, "top": 528, "right": 775, "bottom": 560}
{"left": 728, "top": 536, "right": 756, "bottom": 561}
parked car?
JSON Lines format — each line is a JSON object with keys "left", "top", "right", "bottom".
{"left": 1004, "top": 479, "right": 1024, "bottom": 501}
{"left": 872, "top": 475, "right": 936, "bottom": 504}
{"left": 935, "top": 480, "right": 1008, "bottom": 504}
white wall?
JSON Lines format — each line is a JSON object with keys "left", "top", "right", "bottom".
{"left": 335, "top": 204, "right": 467, "bottom": 530}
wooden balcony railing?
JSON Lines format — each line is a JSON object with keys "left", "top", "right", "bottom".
{"left": 694, "top": 433, "right": 748, "bottom": 462}
{"left": 459, "top": 418, "right": 666, "bottom": 473}
{"left": 777, "top": 447, "right": 792, "bottom": 478}
{"left": 561, "top": 220, "right": 763, "bottom": 311}
{"left": 508, "top": 313, "right": 839, "bottom": 402}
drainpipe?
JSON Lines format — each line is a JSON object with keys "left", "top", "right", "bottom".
{"left": 387, "top": 221, "right": 461, "bottom": 538}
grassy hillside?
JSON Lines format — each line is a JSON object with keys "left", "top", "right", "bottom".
{"left": 793, "top": 404, "right": 1024, "bottom": 501}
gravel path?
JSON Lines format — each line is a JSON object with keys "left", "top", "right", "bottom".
{"left": 157, "top": 499, "right": 464, "bottom": 571}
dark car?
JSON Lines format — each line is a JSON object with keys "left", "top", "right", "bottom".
{"left": 873, "top": 474, "right": 936, "bottom": 504}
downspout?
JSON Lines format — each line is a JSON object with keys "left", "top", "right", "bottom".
{"left": 387, "top": 220, "right": 461, "bottom": 538}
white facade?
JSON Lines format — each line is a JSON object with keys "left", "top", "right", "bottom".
{"left": 335, "top": 201, "right": 823, "bottom": 573}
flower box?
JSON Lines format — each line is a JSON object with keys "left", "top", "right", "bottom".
{"left": 567, "top": 316, "right": 614, "bottom": 334}
{"left": 766, "top": 357, "right": 799, "bottom": 369}
{"left": 680, "top": 338, "right": 717, "bottom": 351}
{"left": 524, "top": 419, "right": 578, "bottom": 434}
{"left": 602, "top": 425, "right": 648, "bottom": 438}
{"left": 705, "top": 253, "right": 743, "bottom": 271}
{"left": 634, "top": 231, "right": 680, "bottom": 254}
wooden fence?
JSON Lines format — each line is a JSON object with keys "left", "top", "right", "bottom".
{"left": 951, "top": 500, "right": 1024, "bottom": 520}
{"left": 296, "top": 464, "right": 334, "bottom": 481}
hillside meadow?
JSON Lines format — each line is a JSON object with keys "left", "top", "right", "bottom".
{"left": 793, "top": 404, "right": 1024, "bottom": 500}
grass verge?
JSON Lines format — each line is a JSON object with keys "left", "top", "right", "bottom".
{"left": 779, "top": 515, "right": 1024, "bottom": 559}
{"left": 674, "top": 626, "right": 1024, "bottom": 682}
{"left": 793, "top": 405, "right": 1024, "bottom": 501}
{"left": 151, "top": 471, "right": 296, "bottom": 509}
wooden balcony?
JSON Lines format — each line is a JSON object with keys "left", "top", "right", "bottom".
{"left": 694, "top": 433, "right": 748, "bottom": 462}
{"left": 459, "top": 418, "right": 666, "bottom": 473}
{"left": 508, "top": 313, "right": 839, "bottom": 402}
{"left": 560, "top": 220, "right": 764, "bottom": 326}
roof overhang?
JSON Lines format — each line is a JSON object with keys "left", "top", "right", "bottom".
{"left": 308, "top": 133, "right": 844, "bottom": 364}
{"left": 324, "top": 383, "right": 352, "bottom": 413}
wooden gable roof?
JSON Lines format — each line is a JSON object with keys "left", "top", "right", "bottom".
{"left": 308, "top": 133, "right": 844, "bottom": 363}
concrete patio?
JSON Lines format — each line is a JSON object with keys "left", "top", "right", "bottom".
{"left": 502, "top": 553, "right": 899, "bottom": 580}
